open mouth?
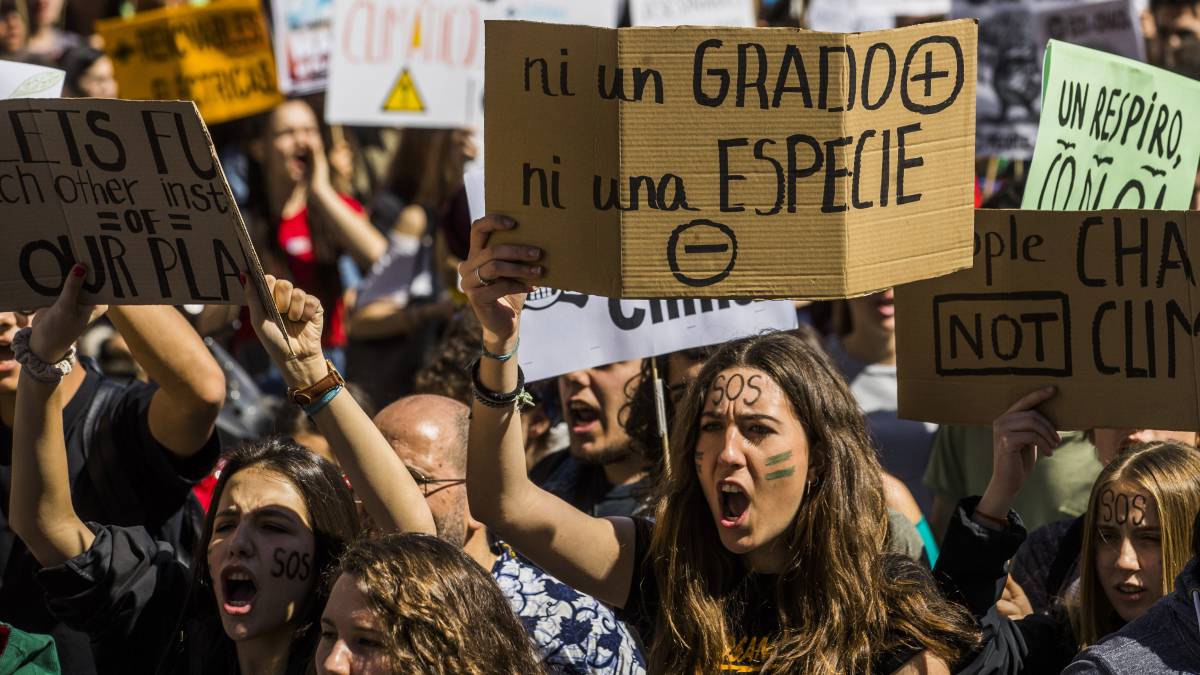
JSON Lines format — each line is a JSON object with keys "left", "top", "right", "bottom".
{"left": 221, "top": 569, "right": 258, "bottom": 616}
{"left": 1114, "top": 582, "right": 1146, "bottom": 601}
{"left": 719, "top": 483, "right": 750, "bottom": 527}
{"left": 0, "top": 345, "right": 15, "bottom": 372}
{"left": 567, "top": 400, "right": 600, "bottom": 434}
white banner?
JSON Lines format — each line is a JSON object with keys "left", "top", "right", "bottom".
{"left": 272, "top": 0, "right": 334, "bottom": 95}
{"left": 0, "top": 59, "right": 63, "bottom": 98}
{"left": 520, "top": 293, "right": 799, "bottom": 381}
{"left": 629, "top": 0, "right": 756, "bottom": 27}
{"left": 326, "top": 0, "right": 619, "bottom": 128}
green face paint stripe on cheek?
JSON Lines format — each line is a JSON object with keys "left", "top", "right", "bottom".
{"left": 764, "top": 451, "right": 792, "bottom": 466}
{"left": 765, "top": 467, "right": 795, "bottom": 480}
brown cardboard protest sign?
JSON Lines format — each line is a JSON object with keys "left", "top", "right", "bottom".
{"left": 0, "top": 99, "right": 269, "bottom": 311}
{"left": 97, "top": 0, "right": 282, "bottom": 124}
{"left": 486, "top": 19, "right": 978, "bottom": 298}
{"left": 896, "top": 209, "right": 1200, "bottom": 431}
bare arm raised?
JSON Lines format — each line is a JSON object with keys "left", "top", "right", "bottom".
{"left": 461, "top": 215, "right": 637, "bottom": 608}
{"left": 243, "top": 275, "right": 435, "bottom": 536}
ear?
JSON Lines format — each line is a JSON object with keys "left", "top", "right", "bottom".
{"left": 465, "top": 511, "right": 486, "bottom": 535}
{"left": 526, "top": 408, "right": 551, "bottom": 441}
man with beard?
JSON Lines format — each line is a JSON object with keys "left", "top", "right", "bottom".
{"left": 373, "top": 395, "right": 645, "bottom": 674}
{"left": 530, "top": 360, "right": 649, "bottom": 517}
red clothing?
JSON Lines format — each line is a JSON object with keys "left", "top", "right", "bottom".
{"left": 275, "top": 194, "right": 364, "bottom": 348}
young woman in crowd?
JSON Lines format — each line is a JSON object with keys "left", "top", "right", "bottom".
{"left": 8, "top": 268, "right": 434, "bottom": 674}
{"left": 316, "top": 533, "right": 543, "bottom": 675}
{"left": 460, "top": 215, "right": 979, "bottom": 674}
{"left": 937, "top": 387, "right": 1200, "bottom": 673}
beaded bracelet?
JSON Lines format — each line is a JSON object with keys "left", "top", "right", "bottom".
{"left": 469, "top": 357, "right": 533, "bottom": 410}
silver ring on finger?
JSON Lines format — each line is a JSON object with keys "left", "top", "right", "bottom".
{"left": 475, "top": 265, "right": 493, "bottom": 287}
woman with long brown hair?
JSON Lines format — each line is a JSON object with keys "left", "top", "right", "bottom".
{"left": 316, "top": 534, "right": 543, "bottom": 675}
{"left": 459, "top": 215, "right": 979, "bottom": 673}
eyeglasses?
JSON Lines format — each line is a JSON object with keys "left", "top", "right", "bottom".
{"left": 406, "top": 466, "right": 466, "bottom": 496}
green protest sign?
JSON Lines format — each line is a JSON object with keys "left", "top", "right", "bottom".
{"left": 1022, "top": 40, "right": 1200, "bottom": 210}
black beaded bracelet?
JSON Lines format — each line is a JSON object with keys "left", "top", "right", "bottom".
{"left": 469, "top": 357, "right": 533, "bottom": 410}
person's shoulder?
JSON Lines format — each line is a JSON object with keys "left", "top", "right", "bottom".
{"left": 529, "top": 448, "right": 574, "bottom": 484}
{"left": 1069, "top": 601, "right": 1185, "bottom": 673}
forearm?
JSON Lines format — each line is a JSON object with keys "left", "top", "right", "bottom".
{"left": 347, "top": 300, "right": 453, "bottom": 340}
{"left": 311, "top": 185, "right": 387, "bottom": 268}
{"left": 11, "top": 374, "right": 94, "bottom": 566}
{"left": 286, "top": 357, "right": 435, "bottom": 535}
{"left": 108, "top": 306, "right": 225, "bottom": 412}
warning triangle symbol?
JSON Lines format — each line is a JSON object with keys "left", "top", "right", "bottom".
{"left": 383, "top": 68, "right": 425, "bottom": 113}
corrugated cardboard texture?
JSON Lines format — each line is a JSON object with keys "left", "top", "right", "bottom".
{"left": 486, "top": 21, "right": 621, "bottom": 296}
{"left": 487, "top": 19, "right": 976, "bottom": 298}
{"left": 896, "top": 209, "right": 1200, "bottom": 431}
{"left": 0, "top": 99, "right": 257, "bottom": 310}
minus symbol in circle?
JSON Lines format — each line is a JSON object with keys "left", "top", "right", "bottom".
{"left": 684, "top": 243, "right": 729, "bottom": 254}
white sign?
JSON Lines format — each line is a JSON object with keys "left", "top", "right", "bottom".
{"left": 326, "top": 0, "right": 618, "bottom": 128}
{"left": 0, "top": 59, "right": 63, "bottom": 98}
{"left": 272, "top": 0, "right": 334, "bottom": 95}
{"left": 952, "top": 0, "right": 1143, "bottom": 159}
{"left": 629, "top": 0, "right": 756, "bottom": 27}
{"left": 520, "top": 293, "right": 800, "bottom": 381}
{"left": 806, "top": 0, "right": 950, "bottom": 32}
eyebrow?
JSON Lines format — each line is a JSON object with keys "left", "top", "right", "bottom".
{"left": 700, "top": 412, "right": 781, "bottom": 423}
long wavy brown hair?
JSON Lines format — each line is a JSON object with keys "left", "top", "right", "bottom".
{"left": 333, "top": 534, "right": 544, "bottom": 674}
{"left": 649, "top": 331, "right": 979, "bottom": 673}
{"left": 1072, "top": 440, "right": 1200, "bottom": 647}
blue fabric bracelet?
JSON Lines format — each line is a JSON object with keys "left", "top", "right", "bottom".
{"left": 303, "top": 384, "right": 343, "bottom": 417}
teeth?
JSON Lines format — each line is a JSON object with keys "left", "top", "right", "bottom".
{"left": 228, "top": 572, "right": 251, "bottom": 581}
{"left": 720, "top": 484, "right": 742, "bottom": 493}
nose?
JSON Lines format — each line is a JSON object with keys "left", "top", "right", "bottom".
{"left": 228, "top": 522, "right": 255, "bottom": 559}
{"left": 1115, "top": 537, "right": 1141, "bottom": 573}
{"left": 321, "top": 639, "right": 351, "bottom": 675}
{"left": 717, "top": 426, "right": 747, "bottom": 469}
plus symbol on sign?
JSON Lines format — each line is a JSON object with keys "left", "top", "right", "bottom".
{"left": 910, "top": 50, "right": 949, "bottom": 97}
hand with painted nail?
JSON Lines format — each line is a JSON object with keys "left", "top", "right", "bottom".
{"left": 984, "top": 386, "right": 1060, "bottom": 511}
{"left": 244, "top": 274, "right": 326, "bottom": 388}
{"left": 28, "top": 264, "right": 104, "bottom": 364}
{"left": 457, "top": 215, "right": 543, "bottom": 347}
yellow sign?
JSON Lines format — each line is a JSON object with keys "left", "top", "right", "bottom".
{"left": 382, "top": 68, "right": 425, "bottom": 113}
{"left": 97, "top": 0, "right": 282, "bottom": 125}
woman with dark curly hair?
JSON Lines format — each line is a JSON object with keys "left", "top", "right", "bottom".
{"left": 316, "top": 534, "right": 543, "bottom": 674}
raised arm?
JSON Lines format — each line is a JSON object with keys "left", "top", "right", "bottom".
{"left": 9, "top": 267, "right": 98, "bottom": 566}
{"left": 106, "top": 305, "right": 225, "bottom": 457}
{"left": 304, "top": 136, "right": 387, "bottom": 268}
{"left": 243, "top": 275, "right": 434, "bottom": 536}
{"left": 461, "top": 215, "right": 636, "bottom": 608}
{"left": 975, "top": 386, "right": 1060, "bottom": 528}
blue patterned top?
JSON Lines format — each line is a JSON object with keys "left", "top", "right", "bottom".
{"left": 491, "top": 544, "right": 646, "bottom": 674}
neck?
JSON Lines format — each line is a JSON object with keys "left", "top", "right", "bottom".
{"left": 842, "top": 329, "right": 896, "bottom": 366}
{"left": 235, "top": 629, "right": 294, "bottom": 675}
{"left": 463, "top": 528, "right": 499, "bottom": 571}
{"left": 740, "top": 537, "right": 789, "bottom": 575}
{"left": 602, "top": 453, "right": 646, "bottom": 487}
{"left": 1, "top": 367, "right": 85, "bottom": 429}
{"left": 268, "top": 176, "right": 307, "bottom": 220}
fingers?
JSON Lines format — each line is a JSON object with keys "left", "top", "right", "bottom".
{"left": 58, "top": 263, "right": 87, "bottom": 307}
{"left": 468, "top": 215, "right": 516, "bottom": 257}
{"left": 286, "top": 287, "right": 308, "bottom": 322}
{"left": 474, "top": 260, "right": 543, "bottom": 285}
{"left": 271, "top": 277, "right": 294, "bottom": 315}
{"left": 998, "top": 410, "right": 1060, "bottom": 449}
{"left": 1004, "top": 385, "right": 1057, "bottom": 415}
{"left": 470, "top": 279, "right": 535, "bottom": 305}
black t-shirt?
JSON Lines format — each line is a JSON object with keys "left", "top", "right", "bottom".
{"left": 530, "top": 450, "right": 649, "bottom": 518}
{"left": 619, "top": 518, "right": 922, "bottom": 674}
{"left": 0, "top": 363, "right": 220, "bottom": 675}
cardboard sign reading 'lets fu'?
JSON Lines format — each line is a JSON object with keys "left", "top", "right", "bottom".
{"left": 486, "top": 20, "right": 978, "bottom": 299}
{"left": 897, "top": 209, "right": 1200, "bottom": 431}
{"left": 0, "top": 99, "right": 266, "bottom": 311}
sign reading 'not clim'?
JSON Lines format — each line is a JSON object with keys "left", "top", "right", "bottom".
{"left": 486, "top": 19, "right": 978, "bottom": 299}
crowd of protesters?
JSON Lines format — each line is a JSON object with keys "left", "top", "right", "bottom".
{"left": 2, "top": 0, "right": 1200, "bottom": 673}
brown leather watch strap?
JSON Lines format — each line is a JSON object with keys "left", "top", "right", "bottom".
{"left": 287, "top": 360, "right": 345, "bottom": 407}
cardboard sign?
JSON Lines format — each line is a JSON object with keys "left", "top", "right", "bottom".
{"left": 1023, "top": 40, "right": 1200, "bottom": 210}
{"left": 521, "top": 292, "right": 799, "bottom": 381}
{"left": 0, "top": 99, "right": 267, "bottom": 311}
{"left": 952, "top": 0, "right": 1143, "bottom": 160}
{"left": 272, "top": 0, "right": 334, "bottom": 95}
{"left": 486, "top": 20, "right": 978, "bottom": 299}
{"left": 96, "top": 0, "right": 283, "bottom": 125}
{"left": 896, "top": 209, "right": 1200, "bottom": 431}
{"left": 0, "top": 59, "right": 64, "bottom": 98}
{"left": 629, "top": 0, "right": 757, "bottom": 27}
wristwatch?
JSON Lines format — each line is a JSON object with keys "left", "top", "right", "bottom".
{"left": 287, "top": 360, "right": 345, "bottom": 407}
